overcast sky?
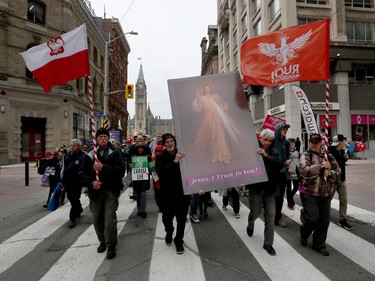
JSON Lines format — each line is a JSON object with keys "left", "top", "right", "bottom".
{"left": 89, "top": 0, "right": 217, "bottom": 119}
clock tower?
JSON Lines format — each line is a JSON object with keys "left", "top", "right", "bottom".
{"left": 134, "top": 64, "right": 147, "bottom": 135}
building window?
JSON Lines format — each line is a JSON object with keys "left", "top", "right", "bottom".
{"left": 297, "top": 18, "right": 319, "bottom": 25}
{"left": 93, "top": 47, "right": 98, "bottom": 65}
{"left": 253, "top": 0, "right": 261, "bottom": 14}
{"left": 27, "top": 1, "right": 45, "bottom": 24}
{"left": 296, "top": 0, "right": 329, "bottom": 4}
{"left": 254, "top": 19, "right": 262, "bottom": 36}
{"left": 241, "top": 14, "right": 248, "bottom": 35}
{"left": 348, "top": 64, "right": 375, "bottom": 85}
{"left": 345, "top": 0, "right": 374, "bottom": 8}
{"left": 101, "top": 55, "right": 104, "bottom": 69}
{"left": 269, "top": 0, "right": 281, "bottom": 22}
{"left": 241, "top": 0, "right": 247, "bottom": 11}
{"left": 346, "top": 21, "right": 375, "bottom": 43}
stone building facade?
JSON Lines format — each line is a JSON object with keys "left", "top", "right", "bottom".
{"left": 0, "top": 0, "right": 131, "bottom": 164}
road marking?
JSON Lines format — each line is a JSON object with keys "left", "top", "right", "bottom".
{"left": 0, "top": 196, "right": 89, "bottom": 274}
{"left": 211, "top": 192, "right": 330, "bottom": 281}
{"left": 282, "top": 200, "right": 375, "bottom": 275}
{"left": 40, "top": 193, "right": 133, "bottom": 280}
{"left": 149, "top": 213, "right": 205, "bottom": 281}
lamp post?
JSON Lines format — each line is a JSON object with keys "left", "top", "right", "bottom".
{"left": 103, "top": 31, "right": 138, "bottom": 117}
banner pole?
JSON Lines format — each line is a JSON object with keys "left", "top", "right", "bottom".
{"left": 324, "top": 79, "right": 330, "bottom": 162}
{"left": 88, "top": 75, "right": 100, "bottom": 181}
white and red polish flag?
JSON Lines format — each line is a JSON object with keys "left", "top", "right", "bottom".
{"left": 20, "top": 24, "right": 90, "bottom": 93}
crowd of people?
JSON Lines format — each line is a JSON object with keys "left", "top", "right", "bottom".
{"left": 40, "top": 124, "right": 354, "bottom": 259}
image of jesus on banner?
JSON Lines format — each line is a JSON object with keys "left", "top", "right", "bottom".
{"left": 192, "top": 82, "right": 232, "bottom": 164}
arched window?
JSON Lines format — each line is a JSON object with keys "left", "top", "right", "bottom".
{"left": 93, "top": 76, "right": 97, "bottom": 102}
{"left": 100, "top": 83, "right": 104, "bottom": 105}
{"left": 93, "top": 47, "right": 98, "bottom": 65}
{"left": 27, "top": 0, "right": 46, "bottom": 25}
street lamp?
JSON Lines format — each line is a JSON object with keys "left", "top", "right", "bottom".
{"left": 103, "top": 31, "right": 138, "bottom": 117}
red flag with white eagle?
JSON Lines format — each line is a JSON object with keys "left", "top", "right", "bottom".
{"left": 241, "top": 18, "right": 330, "bottom": 87}
{"left": 20, "top": 24, "right": 90, "bottom": 93}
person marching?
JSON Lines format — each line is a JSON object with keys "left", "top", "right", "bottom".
{"left": 155, "top": 133, "right": 188, "bottom": 255}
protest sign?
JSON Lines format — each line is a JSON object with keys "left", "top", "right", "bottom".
{"left": 168, "top": 71, "right": 268, "bottom": 194}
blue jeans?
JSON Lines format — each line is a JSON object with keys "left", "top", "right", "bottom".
{"left": 135, "top": 190, "right": 147, "bottom": 213}
{"left": 300, "top": 193, "right": 333, "bottom": 249}
{"left": 190, "top": 193, "right": 199, "bottom": 216}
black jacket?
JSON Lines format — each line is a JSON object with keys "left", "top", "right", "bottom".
{"left": 248, "top": 141, "right": 283, "bottom": 194}
{"left": 79, "top": 142, "right": 125, "bottom": 199}
{"left": 61, "top": 150, "right": 85, "bottom": 189}
{"left": 155, "top": 149, "right": 185, "bottom": 201}
{"left": 328, "top": 146, "right": 347, "bottom": 182}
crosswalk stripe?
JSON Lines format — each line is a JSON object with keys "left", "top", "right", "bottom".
{"left": 1, "top": 187, "right": 374, "bottom": 280}
{"left": 211, "top": 192, "right": 330, "bottom": 281}
{"left": 330, "top": 197, "right": 375, "bottom": 226}
{"left": 39, "top": 193, "right": 134, "bottom": 280}
{"left": 281, "top": 199, "right": 375, "bottom": 275}
{"left": 0, "top": 196, "right": 90, "bottom": 275}
{"left": 149, "top": 213, "right": 205, "bottom": 281}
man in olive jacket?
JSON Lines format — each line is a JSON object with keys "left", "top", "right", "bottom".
{"left": 80, "top": 128, "right": 125, "bottom": 259}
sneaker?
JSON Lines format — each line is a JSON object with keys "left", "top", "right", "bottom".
{"left": 106, "top": 245, "right": 116, "bottom": 259}
{"left": 140, "top": 212, "right": 147, "bottom": 218}
{"left": 222, "top": 205, "right": 227, "bottom": 211}
{"left": 235, "top": 213, "right": 240, "bottom": 218}
{"left": 176, "top": 244, "right": 185, "bottom": 255}
{"left": 190, "top": 214, "right": 200, "bottom": 223}
{"left": 204, "top": 211, "right": 208, "bottom": 219}
{"left": 263, "top": 244, "right": 276, "bottom": 256}
{"left": 246, "top": 226, "right": 254, "bottom": 237}
{"left": 68, "top": 220, "right": 76, "bottom": 229}
{"left": 300, "top": 237, "right": 307, "bottom": 247}
{"left": 276, "top": 217, "right": 287, "bottom": 227}
{"left": 312, "top": 246, "right": 329, "bottom": 256}
{"left": 43, "top": 204, "right": 48, "bottom": 208}
{"left": 338, "top": 218, "right": 354, "bottom": 230}
{"left": 165, "top": 233, "right": 173, "bottom": 245}
{"left": 97, "top": 242, "right": 106, "bottom": 253}
{"left": 199, "top": 215, "right": 205, "bottom": 221}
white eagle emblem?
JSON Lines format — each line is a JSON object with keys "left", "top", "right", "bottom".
{"left": 258, "top": 29, "right": 312, "bottom": 66}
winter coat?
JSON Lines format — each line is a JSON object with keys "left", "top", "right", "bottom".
{"left": 61, "top": 150, "right": 85, "bottom": 190}
{"left": 79, "top": 142, "right": 125, "bottom": 200}
{"left": 248, "top": 141, "right": 283, "bottom": 194}
{"left": 155, "top": 148, "right": 185, "bottom": 201}
{"left": 298, "top": 149, "right": 340, "bottom": 197}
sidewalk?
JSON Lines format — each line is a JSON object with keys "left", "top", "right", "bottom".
{"left": 0, "top": 163, "right": 47, "bottom": 216}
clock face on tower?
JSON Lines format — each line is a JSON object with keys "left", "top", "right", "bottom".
{"left": 138, "top": 84, "right": 143, "bottom": 90}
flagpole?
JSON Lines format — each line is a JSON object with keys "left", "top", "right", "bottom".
{"left": 88, "top": 75, "right": 100, "bottom": 181}
{"left": 324, "top": 79, "right": 330, "bottom": 163}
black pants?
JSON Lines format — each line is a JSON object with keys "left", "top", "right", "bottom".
{"left": 286, "top": 179, "right": 299, "bottom": 206}
{"left": 199, "top": 192, "right": 211, "bottom": 216}
{"left": 223, "top": 188, "right": 240, "bottom": 213}
{"left": 161, "top": 195, "right": 188, "bottom": 246}
{"left": 275, "top": 172, "right": 287, "bottom": 219}
{"left": 300, "top": 193, "right": 333, "bottom": 249}
{"left": 66, "top": 186, "right": 83, "bottom": 222}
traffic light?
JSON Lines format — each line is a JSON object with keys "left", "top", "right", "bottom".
{"left": 125, "top": 84, "right": 134, "bottom": 99}
{"left": 101, "top": 117, "right": 108, "bottom": 129}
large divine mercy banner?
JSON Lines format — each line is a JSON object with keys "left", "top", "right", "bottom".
{"left": 167, "top": 71, "right": 268, "bottom": 195}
